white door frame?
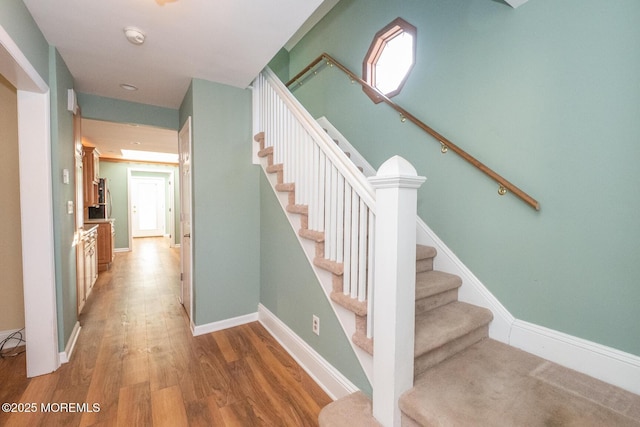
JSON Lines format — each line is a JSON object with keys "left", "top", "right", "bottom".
{"left": 1, "top": 26, "right": 59, "bottom": 376}
{"left": 130, "top": 176, "right": 167, "bottom": 238}
{"left": 127, "top": 168, "right": 176, "bottom": 250}
{"left": 178, "top": 117, "right": 193, "bottom": 328}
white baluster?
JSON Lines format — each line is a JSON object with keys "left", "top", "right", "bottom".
{"left": 350, "top": 192, "right": 359, "bottom": 299}
{"left": 324, "top": 160, "right": 332, "bottom": 260}
{"left": 318, "top": 152, "right": 325, "bottom": 233}
{"left": 358, "top": 199, "right": 367, "bottom": 302}
{"left": 336, "top": 174, "right": 344, "bottom": 263}
{"left": 367, "top": 209, "right": 375, "bottom": 338}
{"left": 343, "top": 183, "right": 352, "bottom": 295}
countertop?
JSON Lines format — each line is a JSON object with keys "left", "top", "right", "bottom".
{"left": 82, "top": 224, "right": 99, "bottom": 237}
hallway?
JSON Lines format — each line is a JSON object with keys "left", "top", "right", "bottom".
{"left": 0, "top": 237, "right": 331, "bottom": 426}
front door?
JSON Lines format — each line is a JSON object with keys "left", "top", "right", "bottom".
{"left": 178, "top": 117, "right": 193, "bottom": 322}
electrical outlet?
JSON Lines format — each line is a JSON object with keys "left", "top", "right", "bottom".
{"left": 312, "top": 315, "right": 320, "bottom": 336}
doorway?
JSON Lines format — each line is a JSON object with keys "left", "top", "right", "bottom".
{"left": 1, "top": 27, "right": 58, "bottom": 377}
{"left": 127, "top": 169, "right": 175, "bottom": 250}
{"left": 131, "top": 177, "right": 166, "bottom": 238}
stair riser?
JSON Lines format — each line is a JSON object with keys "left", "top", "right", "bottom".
{"left": 415, "top": 289, "right": 458, "bottom": 316}
{"left": 414, "top": 327, "right": 488, "bottom": 379}
{"left": 416, "top": 258, "right": 434, "bottom": 274}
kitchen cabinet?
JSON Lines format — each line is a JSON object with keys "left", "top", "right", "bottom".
{"left": 77, "top": 225, "right": 98, "bottom": 314}
{"left": 82, "top": 145, "right": 100, "bottom": 208}
{"left": 93, "top": 220, "right": 115, "bottom": 272}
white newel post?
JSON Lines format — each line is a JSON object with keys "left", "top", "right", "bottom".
{"left": 369, "top": 156, "right": 426, "bottom": 427}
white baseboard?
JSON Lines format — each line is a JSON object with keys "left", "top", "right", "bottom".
{"left": 510, "top": 320, "right": 640, "bottom": 395}
{"left": 114, "top": 248, "right": 130, "bottom": 253}
{"left": 59, "top": 321, "right": 81, "bottom": 364}
{"left": 191, "top": 312, "right": 258, "bottom": 336}
{"left": 0, "top": 328, "right": 25, "bottom": 349}
{"left": 258, "top": 303, "right": 359, "bottom": 400}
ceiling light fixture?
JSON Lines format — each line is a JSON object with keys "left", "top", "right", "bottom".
{"left": 156, "top": 0, "right": 178, "bottom": 5}
{"left": 124, "top": 27, "right": 146, "bottom": 45}
{"left": 120, "top": 83, "right": 138, "bottom": 91}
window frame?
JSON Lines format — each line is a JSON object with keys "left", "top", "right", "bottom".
{"left": 362, "top": 17, "right": 417, "bottom": 104}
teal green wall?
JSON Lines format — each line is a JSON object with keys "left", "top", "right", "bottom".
{"left": 259, "top": 173, "right": 372, "bottom": 394}
{"left": 77, "top": 92, "right": 179, "bottom": 130}
{"left": 98, "top": 161, "right": 180, "bottom": 249}
{"left": 289, "top": 0, "right": 640, "bottom": 356}
{"left": 268, "top": 48, "right": 290, "bottom": 83}
{"left": 49, "top": 47, "right": 77, "bottom": 351}
{"left": 179, "top": 79, "right": 260, "bottom": 325}
{"left": 0, "top": 0, "right": 49, "bottom": 83}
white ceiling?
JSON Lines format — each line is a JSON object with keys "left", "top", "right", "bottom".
{"left": 22, "top": 0, "right": 338, "bottom": 162}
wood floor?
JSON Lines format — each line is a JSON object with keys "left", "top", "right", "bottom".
{"left": 0, "top": 237, "right": 331, "bottom": 426}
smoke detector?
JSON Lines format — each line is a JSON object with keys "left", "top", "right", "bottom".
{"left": 124, "top": 27, "right": 146, "bottom": 45}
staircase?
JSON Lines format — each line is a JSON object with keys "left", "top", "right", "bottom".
{"left": 252, "top": 68, "right": 640, "bottom": 427}
{"left": 256, "top": 127, "right": 497, "bottom": 423}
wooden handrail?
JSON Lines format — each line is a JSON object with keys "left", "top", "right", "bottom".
{"left": 286, "top": 53, "right": 540, "bottom": 211}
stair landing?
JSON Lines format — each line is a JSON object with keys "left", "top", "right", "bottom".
{"left": 400, "top": 338, "right": 640, "bottom": 426}
{"left": 320, "top": 338, "right": 640, "bottom": 426}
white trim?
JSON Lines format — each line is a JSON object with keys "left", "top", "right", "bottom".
{"left": 191, "top": 312, "right": 259, "bottom": 337}
{"left": 0, "top": 329, "right": 25, "bottom": 349}
{"left": 58, "top": 322, "right": 81, "bottom": 364}
{"left": 18, "top": 90, "right": 59, "bottom": 377}
{"left": 114, "top": 248, "right": 130, "bottom": 253}
{"left": 258, "top": 304, "right": 359, "bottom": 400}
{"left": 510, "top": 320, "right": 640, "bottom": 396}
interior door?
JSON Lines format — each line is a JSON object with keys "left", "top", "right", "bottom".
{"left": 131, "top": 177, "right": 166, "bottom": 237}
{"left": 178, "top": 117, "right": 193, "bottom": 322}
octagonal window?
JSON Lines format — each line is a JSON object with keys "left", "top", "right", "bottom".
{"left": 363, "top": 18, "right": 417, "bottom": 103}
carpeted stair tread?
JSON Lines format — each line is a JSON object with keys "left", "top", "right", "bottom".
{"left": 400, "top": 338, "right": 640, "bottom": 427}
{"left": 286, "top": 204, "right": 308, "bottom": 215}
{"left": 275, "top": 182, "right": 294, "bottom": 192}
{"left": 257, "top": 146, "right": 273, "bottom": 158}
{"left": 415, "top": 270, "right": 461, "bottom": 300}
{"left": 266, "top": 163, "right": 283, "bottom": 173}
{"left": 331, "top": 291, "right": 367, "bottom": 316}
{"left": 352, "top": 329, "right": 373, "bottom": 355}
{"left": 314, "top": 257, "right": 343, "bottom": 275}
{"left": 319, "top": 392, "right": 381, "bottom": 427}
{"left": 414, "top": 302, "right": 492, "bottom": 358}
{"left": 299, "top": 228, "right": 324, "bottom": 242}
{"left": 416, "top": 244, "right": 436, "bottom": 261}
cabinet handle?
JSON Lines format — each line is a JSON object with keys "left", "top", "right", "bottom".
{"left": 184, "top": 233, "right": 191, "bottom": 238}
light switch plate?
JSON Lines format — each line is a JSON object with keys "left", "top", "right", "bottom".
{"left": 67, "top": 200, "right": 74, "bottom": 214}
{"left": 62, "top": 169, "right": 70, "bottom": 184}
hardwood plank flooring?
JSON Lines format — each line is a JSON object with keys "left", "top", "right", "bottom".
{"left": 0, "top": 237, "right": 331, "bottom": 426}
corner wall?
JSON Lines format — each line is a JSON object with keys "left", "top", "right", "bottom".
{"left": 179, "top": 79, "right": 260, "bottom": 326}
{"left": 49, "top": 47, "right": 78, "bottom": 351}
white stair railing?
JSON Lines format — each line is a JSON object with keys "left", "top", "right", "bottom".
{"left": 253, "top": 67, "right": 377, "bottom": 338}
{"left": 253, "top": 67, "right": 426, "bottom": 427}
